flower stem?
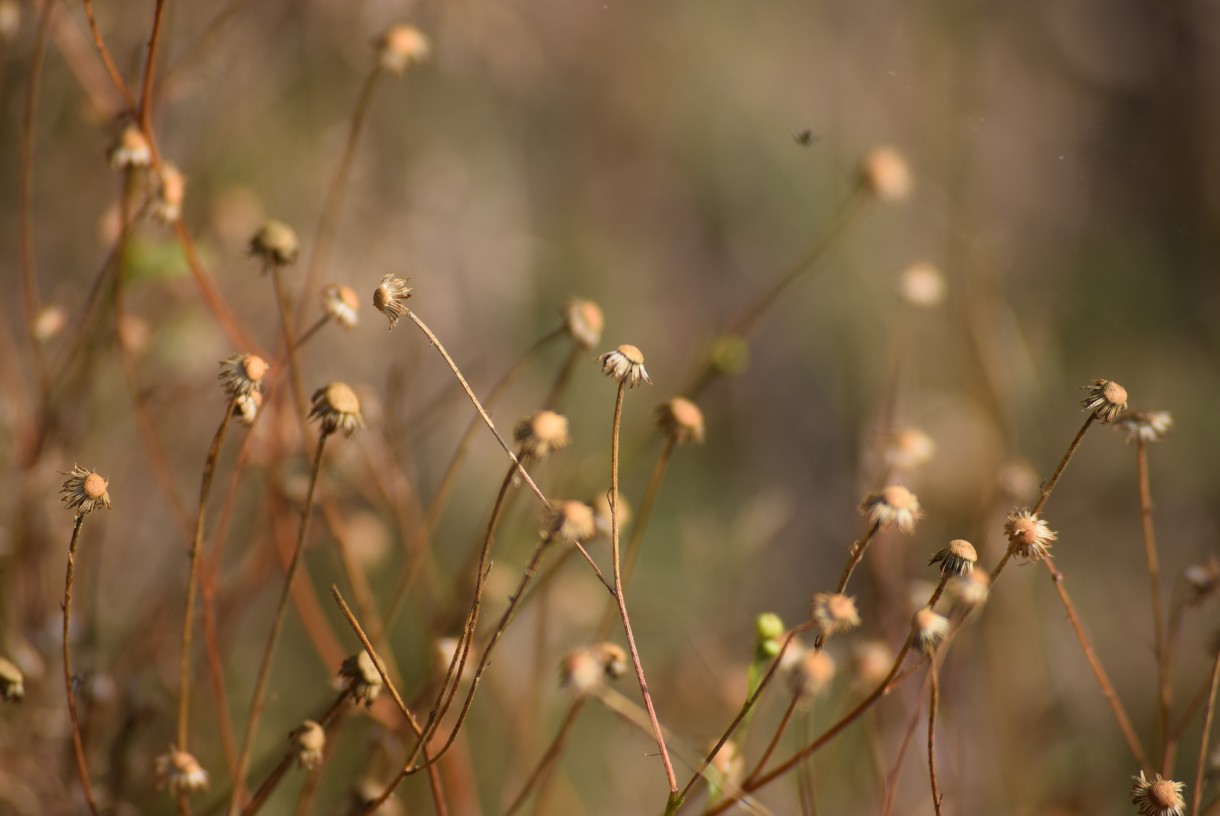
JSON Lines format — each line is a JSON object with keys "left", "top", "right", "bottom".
{"left": 1190, "top": 645, "right": 1220, "bottom": 816}
{"left": 1135, "top": 441, "right": 1171, "bottom": 770}
{"left": 63, "top": 514, "right": 101, "bottom": 815}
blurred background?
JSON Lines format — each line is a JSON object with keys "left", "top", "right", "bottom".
{"left": 1, "top": 0, "right": 1219, "bottom": 813}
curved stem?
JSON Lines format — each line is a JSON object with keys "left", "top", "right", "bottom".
{"left": 927, "top": 663, "right": 942, "bottom": 816}
{"left": 138, "top": 0, "right": 168, "bottom": 132}
{"left": 63, "top": 514, "right": 101, "bottom": 815}
{"left": 81, "top": 0, "right": 138, "bottom": 112}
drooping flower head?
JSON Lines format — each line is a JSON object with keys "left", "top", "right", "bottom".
{"left": 1116, "top": 410, "right": 1172, "bottom": 445}
{"left": 322, "top": 284, "right": 360, "bottom": 329}
{"left": 929, "top": 539, "right": 978, "bottom": 578}
{"left": 860, "top": 485, "right": 923, "bottom": 534}
{"left": 309, "top": 382, "right": 364, "bottom": 437}
{"left": 513, "top": 410, "right": 571, "bottom": 460}
{"left": 248, "top": 219, "right": 300, "bottom": 267}
{"left": 1080, "top": 379, "right": 1128, "bottom": 424}
{"left": 562, "top": 298, "right": 604, "bottom": 348}
{"left": 373, "top": 275, "right": 412, "bottom": 330}
{"left": 656, "top": 397, "right": 705, "bottom": 445}
{"left": 599, "top": 344, "right": 652, "bottom": 388}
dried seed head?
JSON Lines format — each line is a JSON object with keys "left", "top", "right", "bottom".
{"left": 108, "top": 124, "right": 151, "bottom": 170}
{"left": 1080, "top": 379, "right": 1129, "bottom": 424}
{"left": 60, "top": 465, "right": 112, "bottom": 516}
{"left": 310, "top": 382, "right": 364, "bottom": 437}
{"left": 322, "top": 284, "right": 361, "bottom": 329}
{"left": 656, "top": 397, "right": 705, "bottom": 445}
{"left": 789, "top": 650, "right": 836, "bottom": 699}
{"left": 153, "top": 162, "right": 186, "bottom": 223}
{"left": 541, "top": 500, "right": 597, "bottom": 545}
{"left": 233, "top": 391, "right": 262, "bottom": 427}
{"left": 351, "top": 778, "right": 403, "bottom": 816}
{"left": 947, "top": 569, "right": 990, "bottom": 611}
{"left": 248, "top": 219, "right": 299, "bottom": 266}
{"left": 898, "top": 262, "right": 945, "bottom": 308}
{"left": 291, "top": 720, "right": 326, "bottom": 770}
{"left": 860, "top": 147, "right": 913, "bottom": 203}
{"left": 860, "top": 485, "right": 923, "bottom": 534}
{"left": 154, "top": 747, "right": 209, "bottom": 794}
{"left": 560, "top": 642, "right": 627, "bottom": 696}
{"left": 0, "top": 657, "right": 24, "bottom": 703}
{"left": 219, "top": 353, "right": 269, "bottom": 399}
{"left": 929, "top": 539, "right": 978, "bottom": 578}
{"left": 706, "top": 739, "right": 745, "bottom": 788}
{"left": 883, "top": 427, "right": 935, "bottom": 471}
{"left": 1182, "top": 556, "right": 1220, "bottom": 606}
{"left": 1130, "top": 771, "right": 1186, "bottom": 816}
{"left": 562, "top": 297, "right": 604, "bottom": 348}
{"left": 1116, "top": 410, "right": 1173, "bottom": 445}
{"left": 377, "top": 24, "right": 431, "bottom": 75}
{"left": 599, "top": 344, "right": 652, "bottom": 388}
{"left": 33, "top": 305, "right": 67, "bottom": 342}
{"left": 592, "top": 490, "right": 631, "bottom": 536}
{"left": 811, "top": 593, "right": 861, "bottom": 638}
{"left": 339, "top": 651, "right": 383, "bottom": 707}
{"left": 913, "top": 608, "right": 950, "bottom": 654}
{"left": 513, "top": 410, "right": 572, "bottom": 460}
{"left": 851, "top": 639, "right": 894, "bottom": 690}
{"left": 373, "top": 274, "right": 412, "bottom": 330}
{"left": 1004, "top": 508, "right": 1057, "bottom": 562}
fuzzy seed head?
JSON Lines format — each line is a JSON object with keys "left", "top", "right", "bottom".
{"left": 860, "top": 485, "right": 923, "bottom": 533}
{"left": 60, "top": 465, "right": 111, "bottom": 516}
{"left": 811, "top": 593, "right": 861, "bottom": 637}
{"left": 562, "top": 297, "right": 604, "bottom": 348}
{"left": 109, "top": 124, "right": 151, "bottom": 170}
{"left": 851, "top": 639, "right": 894, "bottom": 690}
{"left": 913, "top": 608, "right": 950, "bottom": 654}
{"left": 373, "top": 274, "right": 412, "bottom": 330}
{"left": 541, "top": 500, "right": 597, "bottom": 545}
{"left": 339, "top": 651, "right": 383, "bottom": 707}
{"left": 513, "top": 410, "right": 572, "bottom": 460}
{"left": 1004, "top": 508, "right": 1057, "bottom": 562}
{"left": 947, "top": 569, "right": 990, "bottom": 611}
{"left": 322, "top": 284, "right": 361, "bottom": 329}
{"left": 860, "top": 146, "right": 913, "bottom": 203}
{"left": 155, "top": 747, "right": 209, "bottom": 794}
{"left": 560, "top": 642, "right": 628, "bottom": 696}
{"left": 291, "top": 720, "right": 326, "bottom": 770}
{"left": 790, "top": 650, "right": 836, "bottom": 699}
{"left": 899, "top": 262, "right": 945, "bottom": 308}
{"left": 33, "top": 305, "right": 67, "bottom": 342}
{"left": 929, "top": 539, "right": 978, "bottom": 578}
{"left": 599, "top": 344, "right": 652, "bottom": 388}
{"left": 249, "top": 219, "right": 299, "bottom": 266}
{"left": 1130, "top": 771, "right": 1185, "bottom": 816}
{"left": 378, "top": 24, "right": 431, "bottom": 75}
{"left": 310, "top": 382, "right": 364, "bottom": 437}
{"left": 219, "top": 353, "right": 269, "bottom": 399}
{"left": 1081, "top": 379, "right": 1129, "bottom": 424}
{"left": 1117, "top": 410, "right": 1173, "bottom": 445}
{"left": 0, "top": 657, "right": 24, "bottom": 703}
{"left": 153, "top": 162, "right": 186, "bottom": 223}
{"left": 656, "top": 397, "right": 705, "bottom": 444}
{"left": 884, "top": 427, "right": 936, "bottom": 471}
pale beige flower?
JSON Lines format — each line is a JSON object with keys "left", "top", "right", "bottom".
{"left": 0, "top": 657, "right": 23, "bottom": 703}
{"left": 913, "top": 608, "right": 950, "bottom": 654}
{"left": 377, "top": 24, "right": 430, "bottom": 75}
{"left": 1116, "top": 410, "right": 1173, "bottom": 445}
{"left": 338, "top": 650, "right": 383, "bottom": 707}
{"left": 929, "top": 539, "right": 977, "bottom": 578}
{"left": 541, "top": 500, "right": 597, "bottom": 545}
{"left": 1130, "top": 771, "right": 1185, "bottom": 816}
{"left": 322, "top": 284, "right": 360, "bottom": 329}
{"left": 947, "top": 570, "right": 990, "bottom": 611}
{"left": 562, "top": 297, "right": 604, "bottom": 348}
{"left": 860, "top": 147, "right": 912, "bottom": 203}
{"left": 155, "top": 747, "right": 209, "bottom": 794}
{"left": 513, "top": 410, "right": 571, "bottom": 460}
{"left": 560, "top": 642, "right": 627, "bottom": 696}
{"left": 152, "top": 162, "right": 186, "bottom": 223}
{"left": 883, "top": 427, "right": 935, "bottom": 471}
{"left": 599, "top": 344, "right": 652, "bottom": 388}
{"left": 898, "top": 262, "right": 944, "bottom": 308}
{"left": 108, "top": 124, "right": 151, "bottom": 170}
{"left": 291, "top": 720, "right": 326, "bottom": 770}
{"left": 310, "top": 382, "right": 364, "bottom": 437}
{"left": 373, "top": 274, "right": 412, "bottom": 330}
{"left": 860, "top": 485, "right": 923, "bottom": 533}
{"left": 656, "top": 397, "right": 705, "bottom": 444}
{"left": 60, "top": 466, "right": 111, "bottom": 516}
{"left": 811, "top": 593, "right": 861, "bottom": 637}
{"left": 1004, "top": 508, "right": 1057, "bottom": 562}
{"left": 219, "top": 354, "right": 269, "bottom": 399}
{"left": 1080, "top": 379, "right": 1129, "bottom": 424}
{"left": 789, "top": 650, "right": 836, "bottom": 699}
{"left": 248, "top": 219, "right": 299, "bottom": 266}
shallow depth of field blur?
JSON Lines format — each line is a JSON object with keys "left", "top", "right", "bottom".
{"left": 2, "top": 1, "right": 1220, "bottom": 814}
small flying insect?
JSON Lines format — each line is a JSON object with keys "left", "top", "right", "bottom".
{"left": 793, "top": 128, "right": 820, "bottom": 147}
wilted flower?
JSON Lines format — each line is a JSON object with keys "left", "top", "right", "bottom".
{"left": 310, "top": 382, "right": 364, "bottom": 437}
{"left": 789, "top": 650, "right": 836, "bottom": 699}
{"left": 929, "top": 539, "right": 978, "bottom": 578}
{"left": 562, "top": 298, "right": 604, "bottom": 348}
{"left": 599, "top": 344, "right": 652, "bottom": 388}
{"left": 322, "top": 284, "right": 360, "bottom": 329}
{"left": 913, "top": 608, "right": 950, "bottom": 654}
{"left": 1080, "top": 379, "right": 1128, "bottom": 424}
{"left": 338, "top": 650, "right": 383, "bottom": 707}
{"left": 1130, "top": 771, "right": 1186, "bottom": 816}
{"left": 248, "top": 220, "right": 299, "bottom": 266}
{"left": 60, "top": 466, "right": 111, "bottom": 516}
{"left": 513, "top": 411, "right": 571, "bottom": 460}
{"left": 233, "top": 391, "right": 262, "bottom": 426}
{"left": 1004, "top": 508, "right": 1057, "bottom": 562}
{"left": 811, "top": 593, "right": 861, "bottom": 638}
{"left": 373, "top": 275, "right": 412, "bottom": 330}
{"left": 1116, "top": 410, "right": 1173, "bottom": 445}
{"left": 377, "top": 24, "right": 430, "bottom": 74}
{"left": 947, "top": 570, "right": 990, "bottom": 611}
{"left": 154, "top": 747, "right": 209, "bottom": 794}
{"left": 656, "top": 397, "right": 705, "bottom": 444}
{"left": 560, "top": 642, "right": 628, "bottom": 696}
{"left": 108, "top": 124, "right": 151, "bottom": 170}
{"left": 219, "top": 353, "right": 269, "bottom": 399}
{"left": 541, "top": 500, "right": 597, "bottom": 545}
{"left": 291, "top": 720, "right": 326, "bottom": 770}
{"left": 860, "top": 485, "right": 923, "bottom": 533}
{"left": 1182, "top": 556, "right": 1220, "bottom": 605}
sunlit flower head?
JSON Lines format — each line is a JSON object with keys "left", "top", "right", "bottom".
{"left": 599, "top": 344, "right": 652, "bottom": 388}
{"left": 322, "top": 284, "right": 360, "bottom": 329}
{"left": 155, "top": 747, "right": 209, "bottom": 794}
{"left": 913, "top": 608, "right": 950, "bottom": 654}
{"left": 310, "top": 382, "right": 364, "bottom": 437}
{"left": 373, "top": 274, "right": 412, "bottom": 330}
{"left": 562, "top": 297, "right": 604, "bottom": 348}
{"left": 541, "top": 500, "right": 597, "bottom": 545}
{"left": 513, "top": 410, "right": 571, "bottom": 460}
{"left": 1080, "top": 379, "right": 1128, "bottom": 424}
{"left": 1004, "top": 508, "right": 1057, "bottom": 562}
{"left": 860, "top": 485, "right": 923, "bottom": 533}
{"left": 811, "top": 593, "right": 861, "bottom": 637}
{"left": 1130, "top": 771, "right": 1185, "bottom": 816}
{"left": 291, "top": 720, "right": 326, "bottom": 770}
{"left": 338, "top": 650, "right": 383, "bottom": 707}
{"left": 60, "top": 466, "right": 111, "bottom": 516}
{"left": 929, "top": 539, "right": 977, "bottom": 578}
{"left": 377, "top": 24, "right": 430, "bottom": 75}
{"left": 656, "top": 397, "right": 705, "bottom": 445}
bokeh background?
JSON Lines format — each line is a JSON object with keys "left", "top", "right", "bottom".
{"left": 1, "top": 0, "right": 1219, "bottom": 813}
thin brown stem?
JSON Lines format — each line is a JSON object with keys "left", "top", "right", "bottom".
{"left": 404, "top": 309, "right": 550, "bottom": 508}
{"left": 63, "top": 514, "right": 101, "bottom": 815}
{"left": 138, "top": 0, "right": 168, "bottom": 132}
{"left": 813, "top": 520, "right": 881, "bottom": 650}
{"left": 743, "top": 692, "right": 801, "bottom": 787}
{"left": 1190, "top": 646, "right": 1220, "bottom": 816}
{"left": 178, "top": 402, "right": 235, "bottom": 750}
{"left": 1031, "top": 414, "right": 1095, "bottom": 516}
{"left": 928, "top": 663, "right": 943, "bottom": 816}
{"left": 81, "top": 0, "right": 137, "bottom": 112}
{"left": 171, "top": 219, "right": 262, "bottom": 354}
{"left": 269, "top": 263, "right": 310, "bottom": 432}
{"left": 228, "top": 433, "right": 330, "bottom": 815}
{"left": 1136, "top": 441, "right": 1171, "bottom": 771}
{"left": 880, "top": 675, "right": 928, "bottom": 816}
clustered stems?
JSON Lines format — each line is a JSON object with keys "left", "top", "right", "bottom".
{"left": 62, "top": 515, "right": 102, "bottom": 816}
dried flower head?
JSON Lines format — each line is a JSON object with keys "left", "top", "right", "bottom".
{"left": 33, "top": 304, "right": 67, "bottom": 342}
{"left": 291, "top": 720, "right": 326, "bottom": 770}
{"left": 513, "top": 410, "right": 572, "bottom": 460}
{"left": 248, "top": 219, "right": 299, "bottom": 266}
{"left": 1004, "top": 508, "right": 1057, "bottom": 562}
{"left": 60, "top": 466, "right": 111, "bottom": 516}
{"left": 1130, "top": 771, "right": 1186, "bottom": 816}
{"left": 377, "top": 24, "right": 431, "bottom": 75}
{"left": 860, "top": 485, "right": 923, "bottom": 533}
{"left": 789, "top": 650, "right": 836, "bottom": 699}
{"left": 560, "top": 642, "right": 628, "bottom": 696}
{"left": 1080, "top": 379, "right": 1128, "bottom": 424}
{"left": 1182, "top": 556, "right": 1220, "bottom": 606}
{"left": 373, "top": 274, "right": 412, "bottom": 330}
{"left": 541, "top": 500, "right": 597, "bottom": 545}
{"left": 811, "top": 593, "right": 861, "bottom": 637}
{"left": 947, "top": 569, "right": 990, "bottom": 611}
{"left": 929, "top": 539, "right": 978, "bottom": 578}
{"left": 851, "top": 639, "right": 894, "bottom": 690}
{"left": 592, "top": 490, "right": 631, "bottom": 536}
{"left": 599, "top": 344, "right": 652, "bottom": 388}
{"left": 913, "top": 608, "right": 950, "bottom": 654}
{"left": 310, "top": 382, "right": 364, "bottom": 437}
{"left": 152, "top": 162, "right": 186, "bottom": 223}
{"left": 899, "top": 262, "right": 945, "bottom": 308}
{"left": 154, "top": 747, "right": 209, "bottom": 794}
{"left": 219, "top": 353, "right": 269, "bottom": 399}
{"left": 322, "top": 284, "right": 360, "bottom": 329}
{"left": 0, "top": 657, "right": 24, "bottom": 703}
{"left": 108, "top": 123, "right": 151, "bottom": 170}
{"left": 883, "top": 427, "right": 935, "bottom": 471}
{"left": 562, "top": 298, "right": 604, "bottom": 348}
{"left": 656, "top": 397, "right": 705, "bottom": 444}
{"left": 350, "top": 778, "right": 403, "bottom": 816}
{"left": 233, "top": 391, "right": 262, "bottom": 426}
{"left": 1116, "top": 410, "right": 1173, "bottom": 445}
{"left": 860, "top": 146, "right": 913, "bottom": 203}
{"left": 339, "top": 650, "right": 383, "bottom": 707}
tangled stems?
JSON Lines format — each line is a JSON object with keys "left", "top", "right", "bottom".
{"left": 63, "top": 514, "right": 101, "bottom": 815}
{"left": 227, "top": 432, "right": 331, "bottom": 815}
